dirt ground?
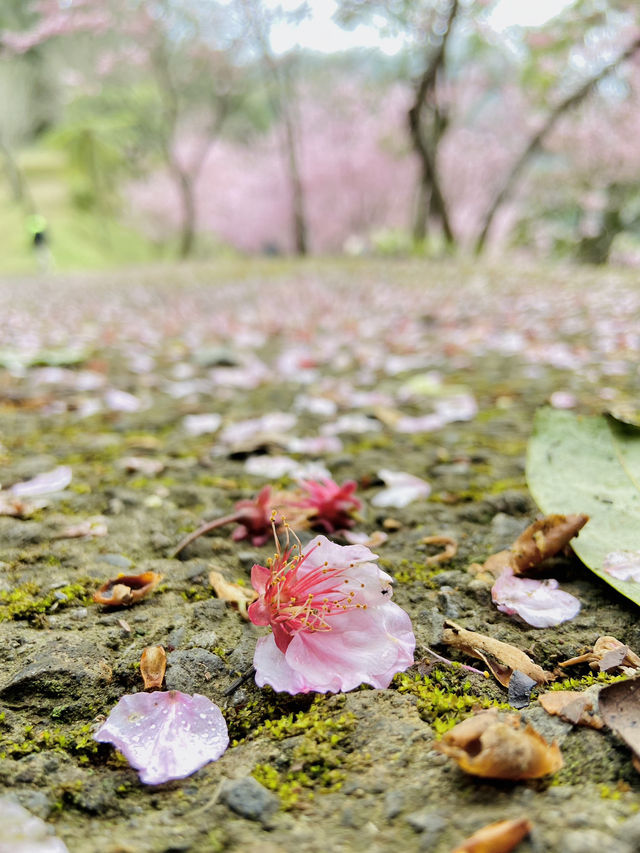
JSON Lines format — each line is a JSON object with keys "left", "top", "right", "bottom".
{"left": 1, "top": 258, "right": 640, "bottom": 853}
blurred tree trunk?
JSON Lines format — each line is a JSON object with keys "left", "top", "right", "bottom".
{"left": 475, "top": 34, "right": 640, "bottom": 254}
{"left": 407, "top": 0, "right": 458, "bottom": 247}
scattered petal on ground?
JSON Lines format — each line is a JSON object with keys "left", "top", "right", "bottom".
{"left": 492, "top": 568, "right": 581, "bottom": 628}
{"left": 0, "top": 796, "right": 69, "bottom": 853}
{"left": 9, "top": 466, "right": 72, "bottom": 497}
{"left": 603, "top": 550, "right": 640, "bottom": 582}
{"left": 94, "top": 691, "right": 229, "bottom": 785}
{"left": 371, "top": 469, "right": 431, "bottom": 508}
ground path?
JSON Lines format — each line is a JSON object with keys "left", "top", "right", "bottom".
{"left": 1, "top": 259, "right": 639, "bottom": 852}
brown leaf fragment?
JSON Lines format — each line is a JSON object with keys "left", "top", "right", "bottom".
{"left": 140, "top": 645, "right": 167, "bottom": 689}
{"left": 469, "top": 515, "right": 589, "bottom": 581}
{"left": 538, "top": 691, "right": 604, "bottom": 729}
{"left": 435, "top": 710, "right": 563, "bottom": 780}
{"left": 93, "top": 571, "right": 163, "bottom": 607}
{"left": 559, "top": 636, "right": 640, "bottom": 673}
{"left": 599, "top": 676, "right": 640, "bottom": 764}
{"left": 510, "top": 514, "right": 589, "bottom": 574}
{"left": 209, "top": 570, "right": 257, "bottom": 619}
{"left": 422, "top": 535, "right": 458, "bottom": 567}
{"left": 442, "top": 621, "right": 552, "bottom": 685}
{"left": 451, "top": 817, "right": 532, "bottom": 853}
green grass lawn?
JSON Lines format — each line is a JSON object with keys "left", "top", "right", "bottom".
{"left": 0, "top": 146, "right": 167, "bottom": 274}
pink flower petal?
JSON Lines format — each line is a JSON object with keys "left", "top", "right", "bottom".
{"left": 603, "top": 550, "right": 640, "bottom": 582}
{"left": 371, "top": 469, "right": 431, "bottom": 508}
{"left": 94, "top": 691, "right": 228, "bottom": 785}
{"left": 9, "top": 466, "right": 72, "bottom": 497}
{"left": 491, "top": 569, "right": 581, "bottom": 628}
{"left": 250, "top": 534, "right": 415, "bottom": 694}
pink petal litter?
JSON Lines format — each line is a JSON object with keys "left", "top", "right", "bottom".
{"left": 491, "top": 568, "right": 581, "bottom": 628}
{"left": 94, "top": 691, "right": 229, "bottom": 785}
{"left": 602, "top": 550, "right": 640, "bottom": 582}
{"left": 248, "top": 534, "right": 415, "bottom": 694}
{"left": 9, "top": 466, "right": 72, "bottom": 497}
{"left": 371, "top": 469, "right": 431, "bottom": 508}
{"left": 0, "top": 796, "right": 69, "bottom": 853}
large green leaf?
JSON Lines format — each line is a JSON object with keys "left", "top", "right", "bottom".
{"left": 526, "top": 407, "right": 640, "bottom": 605}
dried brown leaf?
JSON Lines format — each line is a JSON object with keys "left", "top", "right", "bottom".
{"left": 435, "top": 710, "right": 563, "bottom": 780}
{"left": 209, "top": 570, "right": 257, "bottom": 619}
{"left": 510, "top": 514, "right": 589, "bottom": 574}
{"left": 422, "top": 535, "right": 458, "bottom": 567}
{"left": 442, "top": 621, "right": 552, "bottom": 685}
{"left": 559, "top": 636, "right": 640, "bottom": 673}
{"left": 599, "top": 676, "right": 640, "bottom": 764}
{"left": 93, "top": 571, "right": 163, "bottom": 607}
{"left": 538, "top": 690, "right": 603, "bottom": 729}
{"left": 451, "top": 817, "right": 532, "bottom": 853}
{"left": 140, "top": 645, "right": 167, "bottom": 689}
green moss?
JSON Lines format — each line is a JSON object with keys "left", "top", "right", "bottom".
{"left": 549, "top": 672, "right": 625, "bottom": 691}
{"left": 0, "top": 580, "right": 93, "bottom": 622}
{"left": 395, "top": 667, "right": 510, "bottom": 735}
{"left": 0, "top": 722, "right": 100, "bottom": 761}
{"left": 391, "top": 557, "right": 441, "bottom": 584}
{"left": 251, "top": 696, "right": 355, "bottom": 809}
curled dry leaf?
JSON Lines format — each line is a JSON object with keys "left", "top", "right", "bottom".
{"left": 469, "top": 514, "right": 589, "bottom": 581}
{"left": 451, "top": 817, "right": 532, "bottom": 853}
{"left": 140, "top": 645, "right": 167, "bottom": 689}
{"left": 442, "top": 621, "right": 552, "bottom": 687}
{"left": 209, "top": 570, "right": 257, "bottom": 619}
{"left": 93, "top": 571, "right": 163, "bottom": 607}
{"left": 422, "top": 534, "right": 458, "bottom": 567}
{"left": 598, "top": 676, "right": 640, "bottom": 766}
{"left": 538, "top": 690, "right": 603, "bottom": 730}
{"left": 560, "top": 636, "right": 640, "bottom": 673}
{"left": 435, "top": 710, "right": 563, "bottom": 780}
{"left": 510, "top": 513, "right": 589, "bottom": 574}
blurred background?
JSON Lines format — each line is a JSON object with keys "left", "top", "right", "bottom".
{"left": 1, "top": 0, "right": 640, "bottom": 272}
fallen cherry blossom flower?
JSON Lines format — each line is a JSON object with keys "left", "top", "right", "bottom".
{"left": 491, "top": 568, "right": 580, "bottom": 628}
{"left": 171, "top": 486, "right": 280, "bottom": 556}
{"left": 0, "top": 796, "right": 69, "bottom": 853}
{"left": 93, "top": 571, "right": 163, "bottom": 607}
{"left": 119, "top": 456, "right": 165, "bottom": 476}
{"left": 104, "top": 388, "right": 143, "bottom": 412}
{"left": 94, "top": 691, "right": 229, "bottom": 784}
{"left": 244, "top": 455, "right": 330, "bottom": 481}
{"left": 9, "top": 466, "right": 72, "bottom": 497}
{"left": 293, "top": 477, "right": 362, "bottom": 533}
{"left": 603, "top": 550, "right": 640, "bottom": 582}
{"left": 248, "top": 534, "right": 415, "bottom": 694}
{"left": 371, "top": 469, "right": 431, "bottom": 508}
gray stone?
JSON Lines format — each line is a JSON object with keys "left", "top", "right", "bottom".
{"left": 383, "top": 790, "right": 405, "bottom": 820}
{"left": 98, "top": 553, "right": 133, "bottom": 569}
{"left": 165, "top": 648, "right": 225, "bottom": 693}
{"left": 490, "top": 512, "right": 528, "bottom": 547}
{"left": 561, "top": 829, "right": 632, "bottom": 853}
{"left": 220, "top": 777, "right": 279, "bottom": 822}
{"left": 615, "top": 812, "right": 640, "bottom": 846}
{"left": 405, "top": 809, "right": 447, "bottom": 844}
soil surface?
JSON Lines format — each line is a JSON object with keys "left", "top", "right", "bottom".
{"left": 1, "top": 258, "right": 640, "bottom": 853}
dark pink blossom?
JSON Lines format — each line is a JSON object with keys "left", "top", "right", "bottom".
{"left": 94, "top": 691, "right": 228, "bottom": 785}
{"left": 248, "top": 535, "right": 415, "bottom": 694}
{"left": 293, "top": 478, "right": 361, "bottom": 533}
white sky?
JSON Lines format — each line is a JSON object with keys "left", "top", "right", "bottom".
{"left": 267, "top": 0, "right": 574, "bottom": 54}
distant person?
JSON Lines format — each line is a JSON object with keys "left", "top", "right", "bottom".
{"left": 26, "top": 213, "right": 51, "bottom": 272}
